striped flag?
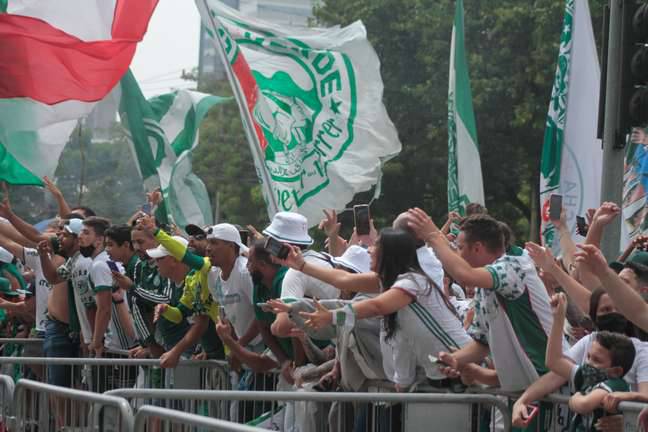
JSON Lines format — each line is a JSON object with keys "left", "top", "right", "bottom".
{"left": 447, "top": 0, "right": 484, "bottom": 216}
{"left": 0, "top": 0, "right": 158, "bottom": 185}
{"left": 539, "top": 0, "right": 602, "bottom": 250}
{"left": 119, "top": 71, "right": 230, "bottom": 227}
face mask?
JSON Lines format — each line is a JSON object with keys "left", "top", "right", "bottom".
{"left": 596, "top": 312, "right": 629, "bottom": 334}
{"left": 79, "top": 245, "right": 96, "bottom": 258}
{"left": 575, "top": 363, "right": 609, "bottom": 390}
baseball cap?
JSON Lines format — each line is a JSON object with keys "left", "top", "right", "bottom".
{"left": 185, "top": 224, "right": 207, "bottom": 238}
{"left": 146, "top": 236, "right": 189, "bottom": 259}
{"left": 64, "top": 218, "right": 84, "bottom": 235}
{"left": 629, "top": 251, "right": 648, "bottom": 267}
{"left": 206, "top": 223, "right": 248, "bottom": 254}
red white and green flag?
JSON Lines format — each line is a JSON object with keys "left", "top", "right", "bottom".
{"left": 196, "top": 0, "right": 402, "bottom": 224}
{"left": 0, "top": 0, "right": 158, "bottom": 185}
{"left": 539, "top": 0, "right": 602, "bottom": 250}
{"left": 447, "top": 0, "right": 484, "bottom": 216}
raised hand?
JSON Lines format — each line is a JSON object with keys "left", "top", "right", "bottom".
{"left": 407, "top": 207, "right": 441, "bottom": 242}
{"left": 246, "top": 225, "right": 264, "bottom": 241}
{"left": 550, "top": 292, "right": 567, "bottom": 318}
{"left": 525, "top": 242, "right": 556, "bottom": 271}
{"left": 573, "top": 244, "right": 608, "bottom": 278}
{"left": 319, "top": 209, "right": 341, "bottom": 238}
{"left": 136, "top": 214, "right": 157, "bottom": 235}
{"left": 299, "top": 298, "right": 332, "bottom": 329}
{"left": 592, "top": 202, "right": 621, "bottom": 227}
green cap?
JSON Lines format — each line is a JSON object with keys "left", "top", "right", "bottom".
{"left": 628, "top": 251, "right": 648, "bottom": 267}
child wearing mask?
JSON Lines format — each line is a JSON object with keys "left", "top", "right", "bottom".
{"left": 548, "top": 293, "right": 635, "bottom": 431}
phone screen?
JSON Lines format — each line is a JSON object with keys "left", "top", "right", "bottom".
{"left": 549, "top": 194, "right": 562, "bottom": 221}
{"left": 107, "top": 261, "right": 119, "bottom": 273}
{"left": 576, "top": 216, "right": 588, "bottom": 235}
{"left": 264, "top": 237, "right": 288, "bottom": 259}
{"left": 354, "top": 205, "right": 371, "bottom": 235}
{"left": 142, "top": 203, "right": 152, "bottom": 215}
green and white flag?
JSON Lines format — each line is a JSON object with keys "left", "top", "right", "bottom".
{"left": 119, "top": 71, "right": 229, "bottom": 228}
{"left": 196, "top": 0, "right": 402, "bottom": 225}
{"left": 447, "top": 0, "right": 484, "bottom": 216}
{"left": 540, "top": 0, "right": 601, "bottom": 250}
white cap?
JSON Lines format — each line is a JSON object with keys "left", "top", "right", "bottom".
{"left": 64, "top": 218, "right": 84, "bottom": 235}
{"left": 326, "top": 246, "right": 370, "bottom": 274}
{"left": 0, "top": 247, "right": 13, "bottom": 264}
{"left": 263, "top": 212, "right": 312, "bottom": 246}
{"left": 206, "top": 223, "right": 248, "bottom": 254}
{"left": 146, "top": 236, "right": 189, "bottom": 259}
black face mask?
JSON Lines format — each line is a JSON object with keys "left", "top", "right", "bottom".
{"left": 79, "top": 245, "right": 96, "bottom": 258}
{"left": 251, "top": 270, "right": 264, "bottom": 285}
{"left": 596, "top": 312, "right": 629, "bottom": 334}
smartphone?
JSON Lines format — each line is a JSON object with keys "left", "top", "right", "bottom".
{"left": 256, "top": 302, "right": 270, "bottom": 310}
{"left": 265, "top": 236, "right": 289, "bottom": 259}
{"left": 218, "top": 306, "right": 226, "bottom": 321}
{"left": 522, "top": 404, "right": 540, "bottom": 426}
{"left": 239, "top": 229, "right": 250, "bottom": 247}
{"left": 549, "top": 194, "right": 562, "bottom": 221}
{"left": 107, "top": 261, "right": 120, "bottom": 273}
{"left": 141, "top": 203, "right": 152, "bottom": 215}
{"left": 354, "top": 204, "right": 371, "bottom": 236}
{"left": 576, "top": 215, "right": 588, "bottom": 236}
{"left": 49, "top": 236, "right": 61, "bottom": 255}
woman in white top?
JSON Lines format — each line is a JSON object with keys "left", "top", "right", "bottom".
{"left": 271, "top": 228, "right": 471, "bottom": 388}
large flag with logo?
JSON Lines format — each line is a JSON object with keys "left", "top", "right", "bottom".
{"left": 0, "top": 0, "right": 158, "bottom": 185}
{"left": 447, "top": 0, "right": 484, "bottom": 216}
{"left": 195, "top": 0, "right": 402, "bottom": 224}
{"left": 119, "top": 71, "right": 229, "bottom": 228}
{"left": 539, "top": 0, "right": 602, "bottom": 251}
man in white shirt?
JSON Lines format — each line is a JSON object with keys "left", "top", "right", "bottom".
{"left": 264, "top": 212, "right": 339, "bottom": 338}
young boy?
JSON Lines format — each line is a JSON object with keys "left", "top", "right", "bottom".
{"left": 547, "top": 293, "right": 636, "bottom": 431}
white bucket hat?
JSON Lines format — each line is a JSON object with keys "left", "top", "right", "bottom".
{"left": 263, "top": 212, "right": 313, "bottom": 246}
{"left": 64, "top": 218, "right": 84, "bottom": 235}
{"left": 147, "top": 236, "right": 189, "bottom": 259}
{"left": 325, "top": 246, "right": 370, "bottom": 274}
{"left": 206, "top": 223, "right": 249, "bottom": 254}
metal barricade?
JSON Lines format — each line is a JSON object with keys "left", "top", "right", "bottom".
{"left": 0, "top": 375, "right": 15, "bottom": 431}
{"left": 106, "top": 389, "right": 512, "bottom": 432}
{"left": 0, "top": 357, "right": 230, "bottom": 393}
{"left": 134, "top": 405, "right": 265, "bottom": 431}
{"left": 14, "top": 378, "right": 134, "bottom": 431}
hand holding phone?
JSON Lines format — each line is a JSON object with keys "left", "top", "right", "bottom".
{"left": 265, "top": 236, "right": 289, "bottom": 260}
{"left": 107, "top": 261, "right": 120, "bottom": 273}
{"left": 521, "top": 404, "right": 539, "bottom": 426}
{"left": 576, "top": 216, "right": 589, "bottom": 236}
{"left": 353, "top": 204, "right": 371, "bottom": 236}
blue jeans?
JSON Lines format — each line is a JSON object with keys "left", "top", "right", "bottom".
{"left": 43, "top": 319, "right": 79, "bottom": 387}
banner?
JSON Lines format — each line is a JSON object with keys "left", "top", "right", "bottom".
{"left": 196, "top": 0, "right": 402, "bottom": 225}
{"left": 540, "top": 0, "right": 602, "bottom": 251}
{"left": 447, "top": 0, "right": 484, "bottom": 216}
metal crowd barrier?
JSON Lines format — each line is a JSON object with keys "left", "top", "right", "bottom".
{"left": 0, "top": 357, "right": 231, "bottom": 393}
{"left": 14, "top": 378, "right": 134, "bottom": 431}
{"left": 0, "top": 374, "right": 14, "bottom": 431}
{"left": 106, "top": 389, "right": 513, "bottom": 432}
{"left": 133, "top": 405, "right": 265, "bottom": 431}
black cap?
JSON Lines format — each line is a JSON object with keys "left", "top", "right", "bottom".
{"left": 185, "top": 224, "right": 206, "bottom": 238}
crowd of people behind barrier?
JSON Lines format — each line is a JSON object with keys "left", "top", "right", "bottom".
{"left": 2, "top": 179, "right": 648, "bottom": 431}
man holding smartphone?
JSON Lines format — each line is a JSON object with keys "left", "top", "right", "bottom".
{"left": 263, "top": 212, "right": 340, "bottom": 338}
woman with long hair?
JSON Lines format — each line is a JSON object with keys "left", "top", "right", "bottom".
{"left": 271, "top": 228, "right": 472, "bottom": 388}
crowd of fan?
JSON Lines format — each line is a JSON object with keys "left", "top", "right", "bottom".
{"left": 1, "top": 179, "right": 648, "bottom": 431}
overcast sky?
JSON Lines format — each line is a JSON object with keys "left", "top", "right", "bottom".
{"left": 131, "top": 1, "right": 201, "bottom": 97}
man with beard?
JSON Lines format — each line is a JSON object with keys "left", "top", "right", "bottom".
{"left": 79, "top": 217, "right": 135, "bottom": 357}
{"left": 185, "top": 224, "right": 208, "bottom": 256}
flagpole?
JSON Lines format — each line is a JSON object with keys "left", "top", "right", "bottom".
{"left": 200, "top": 0, "right": 279, "bottom": 217}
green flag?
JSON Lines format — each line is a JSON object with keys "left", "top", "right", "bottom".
{"left": 119, "top": 71, "right": 230, "bottom": 228}
{"left": 448, "top": 0, "right": 484, "bottom": 216}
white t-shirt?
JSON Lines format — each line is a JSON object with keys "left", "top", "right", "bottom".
{"left": 65, "top": 253, "right": 93, "bottom": 344}
{"left": 90, "top": 251, "right": 134, "bottom": 350}
{"left": 208, "top": 256, "right": 261, "bottom": 346}
{"left": 566, "top": 332, "right": 648, "bottom": 391}
{"left": 470, "top": 253, "right": 561, "bottom": 391}
{"left": 281, "top": 250, "right": 339, "bottom": 300}
{"left": 416, "top": 247, "right": 444, "bottom": 292}
{"left": 381, "top": 272, "right": 472, "bottom": 386}
{"left": 23, "top": 248, "right": 50, "bottom": 333}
